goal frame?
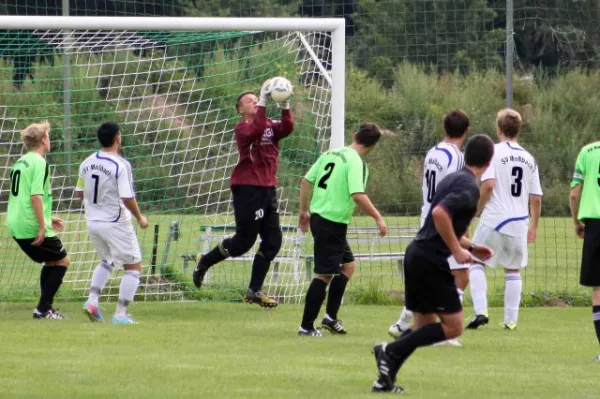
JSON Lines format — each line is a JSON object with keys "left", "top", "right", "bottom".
{"left": 0, "top": 16, "right": 346, "bottom": 150}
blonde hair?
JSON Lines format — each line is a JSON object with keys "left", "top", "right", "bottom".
{"left": 21, "top": 121, "right": 50, "bottom": 150}
{"left": 496, "top": 108, "right": 522, "bottom": 138}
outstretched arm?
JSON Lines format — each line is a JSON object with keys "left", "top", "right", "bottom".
{"left": 236, "top": 106, "right": 268, "bottom": 145}
{"left": 272, "top": 109, "right": 294, "bottom": 140}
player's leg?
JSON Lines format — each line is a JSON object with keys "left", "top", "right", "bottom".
{"left": 15, "top": 237, "right": 70, "bottom": 319}
{"left": 592, "top": 288, "right": 600, "bottom": 361}
{"left": 322, "top": 243, "right": 354, "bottom": 334}
{"left": 502, "top": 234, "right": 527, "bottom": 330}
{"left": 194, "top": 185, "right": 260, "bottom": 288}
{"left": 298, "top": 214, "right": 345, "bottom": 336}
{"left": 246, "top": 187, "right": 282, "bottom": 307}
{"left": 109, "top": 223, "right": 142, "bottom": 324}
{"left": 579, "top": 219, "right": 600, "bottom": 359}
{"left": 432, "top": 258, "right": 468, "bottom": 347}
{"left": 83, "top": 223, "right": 113, "bottom": 322}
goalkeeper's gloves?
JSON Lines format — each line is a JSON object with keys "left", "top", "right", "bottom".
{"left": 258, "top": 79, "right": 272, "bottom": 107}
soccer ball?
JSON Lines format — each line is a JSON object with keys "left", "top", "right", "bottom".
{"left": 269, "top": 77, "right": 293, "bottom": 103}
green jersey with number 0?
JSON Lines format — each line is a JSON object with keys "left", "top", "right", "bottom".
{"left": 571, "top": 142, "right": 600, "bottom": 220}
{"left": 304, "top": 146, "right": 368, "bottom": 224}
{"left": 7, "top": 151, "right": 55, "bottom": 239}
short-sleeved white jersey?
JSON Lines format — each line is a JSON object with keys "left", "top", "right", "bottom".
{"left": 76, "top": 151, "right": 135, "bottom": 223}
{"left": 480, "top": 141, "right": 542, "bottom": 237}
{"left": 420, "top": 142, "right": 464, "bottom": 223}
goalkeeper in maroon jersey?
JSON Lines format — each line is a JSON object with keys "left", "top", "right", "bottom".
{"left": 193, "top": 79, "right": 294, "bottom": 307}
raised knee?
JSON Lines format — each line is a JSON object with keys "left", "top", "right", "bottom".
{"left": 341, "top": 262, "right": 355, "bottom": 279}
{"left": 226, "top": 235, "right": 257, "bottom": 257}
{"left": 259, "top": 231, "right": 283, "bottom": 261}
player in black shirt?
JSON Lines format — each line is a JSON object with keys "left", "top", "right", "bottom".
{"left": 371, "top": 134, "right": 495, "bottom": 394}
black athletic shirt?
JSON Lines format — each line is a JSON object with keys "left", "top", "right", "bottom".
{"left": 414, "top": 168, "right": 480, "bottom": 259}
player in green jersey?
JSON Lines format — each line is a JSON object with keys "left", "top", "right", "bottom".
{"left": 297, "top": 123, "right": 387, "bottom": 336}
{"left": 569, "top": 142, "right": 600, "bottom": 361}
{"left": 7, "top": 121, "right": 70, "bottom": 319}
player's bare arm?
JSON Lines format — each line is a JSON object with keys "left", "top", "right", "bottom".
{"left": 569, "top": 183, "right": 585, "bottom": 238}
{"left": 31, "top": 195, "right": 46, "bottom": 246}
{"left": 431, "top": 204, "right": 471, "bottom": 264}
{"left": 122, "top": 198, "right": 148, "bottom": 229}
{"left": 476, "top": 179, "right": 494, "bottom": 216}
{"left": 352, "top": 193, "right": 387, "bottom": 237}
{"left": 298, "top": 178, "right": 313, "bottom": 233}
{"left": 528, "top": 194, "right": 542, "bottom": 242}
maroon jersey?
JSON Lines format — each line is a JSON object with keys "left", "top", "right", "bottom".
{"left": 230, "top": 106, "right": 294, "bottom": 187}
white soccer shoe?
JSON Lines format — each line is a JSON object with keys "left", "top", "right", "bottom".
{"left": 433, "top": 338, "right": 462, "bottom": 348}
{"left": 388, "top": 323, "right": 405, "bottom": 339}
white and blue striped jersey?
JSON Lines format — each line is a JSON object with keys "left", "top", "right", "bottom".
{"left": 480, "top": 141, "right": 542, "bottom": 237}
{"left": 76, "top": 151, "right": 135, "bottom": 223}
{"left": 420, "top": 141, "right": 464, "bottom": 224}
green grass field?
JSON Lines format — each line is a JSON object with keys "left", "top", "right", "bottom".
{"left": 0, "top": 302, "right": 598, "bottom": 398}
{"left": 0, "top": 214, "right": 591, "bottom": 303}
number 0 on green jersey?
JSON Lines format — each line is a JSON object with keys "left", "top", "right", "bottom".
{"left": 304, "top": 147, "right": 368, "bottom": 224}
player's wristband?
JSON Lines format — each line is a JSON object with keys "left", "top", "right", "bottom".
{"left": 468, "top": 243, "right": 475, "bottom": 253}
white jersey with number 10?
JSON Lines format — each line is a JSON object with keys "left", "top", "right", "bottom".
{"left": 420, "top": 142, "right": 464, "bottom": 224}
{"left": 479, "top": 142, "right": 543, "bottom": 237}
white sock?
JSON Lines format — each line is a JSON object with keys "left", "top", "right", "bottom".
{"left": 88, "top": 261, "right": 113, "bottom": 305}
{"left": 504, "top": 273, "right": 522, "bottom": 325}
{"left": 457, "top": 288, "right": 464, "bottom": 305}
{"left": 115, "top": 270, "right": 140, "bottom": 318}
{"left": 469, "top": 265, "right": 488, "bottom": 315}
{"left": 396, "top": 307, "right": 413, "bottom": 330}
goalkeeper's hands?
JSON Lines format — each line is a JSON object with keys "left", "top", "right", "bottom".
{"left": 258, "top": 79, "right": 272, "bottom": 107}
{"left": 276, "top": 84, "right": 293, "bottom": 110}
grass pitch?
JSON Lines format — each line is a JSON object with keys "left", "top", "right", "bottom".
{"left": 0, "top": 302, "right": 597, "bottom": 398}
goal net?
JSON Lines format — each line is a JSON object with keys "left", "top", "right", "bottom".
{"left": 0, "top": 17, "right": 345, "bottom": 304}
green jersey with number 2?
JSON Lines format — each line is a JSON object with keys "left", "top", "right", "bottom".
{"left": 304, "top": 147, "right": 368, "bottom": 224}
{"left": 571, "top": 142, "right": 600, "bottom": 221}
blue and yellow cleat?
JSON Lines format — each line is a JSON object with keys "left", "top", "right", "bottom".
{"left": 503, "top": 321, "right": 517, "bottom": 331}
{"left": 112, "top": 315, "right": 137, "bottom": 325}
{"left": 83, "top": 300, "right": 103, "bottom": 323}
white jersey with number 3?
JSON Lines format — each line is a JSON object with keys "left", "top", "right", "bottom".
{"left": 420, "top": 142, "right": 464, "bottom": 223}
{"left": 480, "top": 142, "right": 542, "bottom": 237}
{"left": 76, "top": 151, "right": 135, "bottom": 223}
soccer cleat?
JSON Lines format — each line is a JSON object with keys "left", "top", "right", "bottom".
{"left": 33, "top": 308, "right": 65, "bottom": 320}
{"left": 83, "top": 300, "right": 104, "bottom": 323}
{"left": 593, "top": 354, "right": 600, "bottom": 362}
{"left": 372, "top": 380, "right": 404, "bottom": 394}
{"left": 433, "top": 338, "right": 462, "bottom": 347}
{"left": 321, "top": 315, "right": 347, "bottom": 334}
{"left": 297, "top": 327, "right": 322, "bottom": 337}
{"left": 388, "top": 323, "right": 405, "bottom": 339}
{"left": 112, "top": 315, "right": 137, "bottom": 325}
{"left": 466, "top": 313, "right": 489, "bottom": 329}
{"left": 245, "top": 290, "right": 278, "bottom": 308}
{"left": 192, "top": 254, "right": 209, "bottom": 289}
{"left": 503, "top": 321, "right": 517, "bottom": 331}
{"left": 373, "top": 344, "right": 400, "bottom": 390}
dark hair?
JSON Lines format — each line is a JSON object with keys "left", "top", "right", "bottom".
{"left": 443, "top": 109, "right": 470, "bottom": 138}
{"left": 97, "top": 122, "right": 121, "bottom": 148}
{"left": 354, "top": 123, "right": 382, "bottom": 147}
{"left": 236, "top": 91, "right": 255, "bottom": 112}
{"left": 465, "top": 134, "right": 494, "bottom": 167}
{"left": 496, "top": 108, "right": 522, "bottom": 138}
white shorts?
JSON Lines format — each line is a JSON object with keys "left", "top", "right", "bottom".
{"left": 88, "top": 221, "right": 142, "bottom": 267}
{"left": 472, "top": 222, "right": 527, "bottom": 269}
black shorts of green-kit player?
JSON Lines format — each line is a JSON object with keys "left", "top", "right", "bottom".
{"left": 194, "top": 185, "right": 282, "bottom": 296}
{"left": 310, "top": 213, "right": 355, "bottom": 275}
{"left": 14, "top": 236, "right": 68, "bottom": 317}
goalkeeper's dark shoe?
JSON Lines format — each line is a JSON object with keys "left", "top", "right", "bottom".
{"left": 245, "top": 289, "right": 278, "bottom": 308}
{"left": 373, "top": 344, "right": 400, "bottom": 390}
{"left": 192, "top": 254, "right": 209, "bottom": 289}
{"left": 33, "top": 308, "right": 65, "bottom": 320}
{"left": 466, "top": 313, "right": 489, "bottom": 330}
{"left": 371, "top": 380, "right": 405, "bottom": 394}
{"left": 297, "top": 327, "right": 322, "bottom": 337}
{"left": 321, "top": 315, "right": 348, "bottom": 334}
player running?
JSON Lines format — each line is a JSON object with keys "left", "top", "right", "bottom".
{"left": 297, "top": 123, "right": 387, "bottom": 336}
{"left": 77, "top": 122, "right": 148, "bottom": 324}
{"left": 389, "top": 110, "right": 469, "bottom": 347}
{"left": 192, "top": 79, "right": 294, "bottom": 308}
{"left": 467, "top": 109, "right": 542, "bottom": 330}
{"left": 7, "top": 121, "right": 70, "bottom": 319}
{"left": 372, "top": 135, "right": 494, "bottom": 394}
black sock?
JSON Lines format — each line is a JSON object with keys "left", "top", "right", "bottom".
{"left": 593, "top": 305, "right": 600, "bottom": 345}
{"left": 325, "top": 273, "right": 349, "bottom": 320}
{"left": 37, "top": 266, "right": 53, "bottom": 313}
{"left": 386, "top": 323, "right": 447, "bottom": 362}
{"left": 200, "top": 243, "right": 228, "bottom": 269}
{"left": 301, "top": 278, "right": 328, "bottom": 330}
{"left": 38, "top": 266, "right": 67, "bottom": 311}
{"left": 399, "top": 328, "right": 413, "bottom": 339}
{"left": 248, "top": 253, "right": 270, "bottom": 292}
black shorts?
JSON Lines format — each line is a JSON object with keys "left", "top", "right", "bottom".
{"left": 14, "top": 236, "right": 68, "bottom": 264}
{"left": 310, "top": 213, "right": 355, "bottom": 275}
{"left": 231, "top": 185, "right": 278, "bottom": 225}
{"left": 580, "top": 219, "right": 600, "bottom": 287}
{"left": 404, "top": 242, "right": 461, "bottom": 314}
